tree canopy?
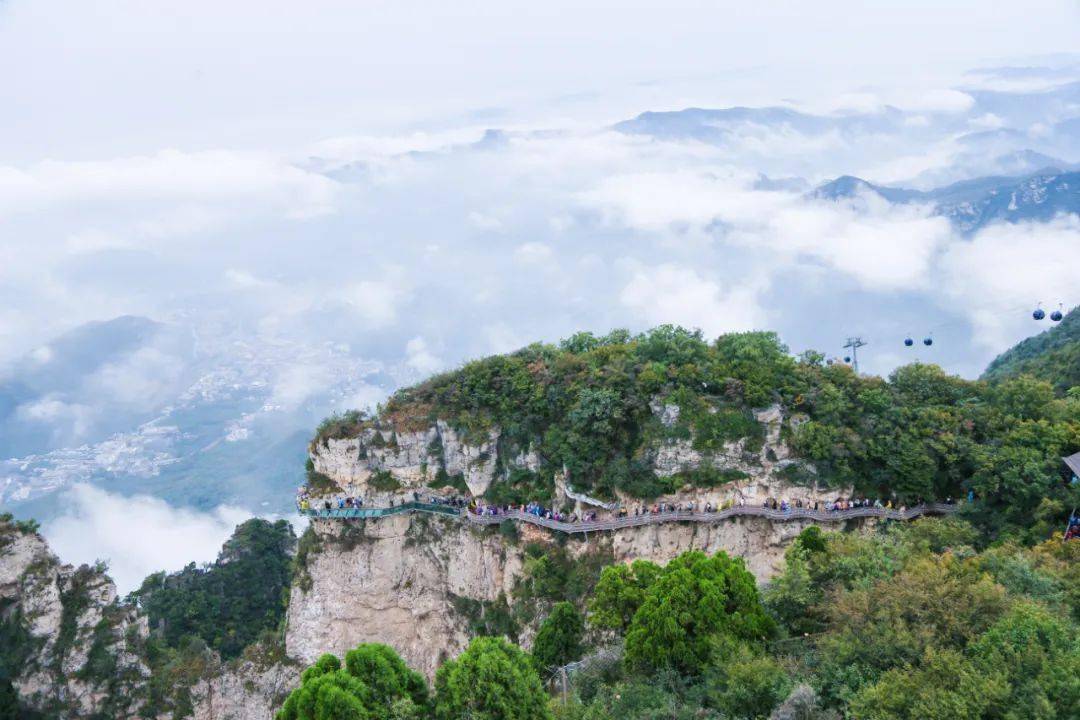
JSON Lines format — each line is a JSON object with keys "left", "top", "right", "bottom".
{"left": 531, "top": 602, "right": 584, "bottom": 670}
{"left": 434, "top": 637, "right": 551, "bottom": 720}
{"left": 128, "top": 518, "right": 295, "bottom": 659}
{"left": 277, "top": 644, "right": 428, "bottom": 720}
{"left": 622, "top": 550, "right": 775, "bottom": 676}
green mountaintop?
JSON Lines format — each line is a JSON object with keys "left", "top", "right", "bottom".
{"left": 318, "top": 326, "right": 1080, "bottom": 537}
{"left": 983, "top": 306, "right": 1080, "bottom": 394}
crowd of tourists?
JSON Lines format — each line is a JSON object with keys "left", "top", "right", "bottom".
{"left": 469, "top": 502, "right": 600, "bottom": 522}
{"left": 297, "top": 483, "right": 953, "bottom": 523}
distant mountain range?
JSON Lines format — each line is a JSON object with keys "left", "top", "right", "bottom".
{"left": 810, "top": 168, "right": 1080, "bottom": 233}
{"left": 613, "top": 105, "right": 911, "bottom": 143}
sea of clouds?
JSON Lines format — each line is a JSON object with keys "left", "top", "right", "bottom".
{"left": 2, "top": 0, "right": 1079, "bottom": 589}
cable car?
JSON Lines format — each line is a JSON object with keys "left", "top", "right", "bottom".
{"left": 923, "top": 336, "right": 933, "bottom": 346}
{"left": 904, "top": 337, "right": 914, "bottom": 347}
{"left": 1033, "top": 303, "right": 1046, "bottom": 320}
{"left": 1051, "top": 304, "right": 1064, "bottom": 322}
{"left": 844, "top": 356, "right": 851, "bottom": 363}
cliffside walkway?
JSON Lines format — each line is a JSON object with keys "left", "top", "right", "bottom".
{"left": 298, "top": 501, "right": 960, "bottom": 535}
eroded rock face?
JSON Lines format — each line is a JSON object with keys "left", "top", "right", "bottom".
{"left": 0, "top": 527, "right": 150, "bottom": 719}
{"left": 610, "top": 515, "right": 816, "bottom": 579}
{"left": 188, "top": 657, "right": 300, "bottom": 720}
{"left": 311, "top": 422, "right": 507, "bottom": 499}
{"left": 0, "top": 523, "right": 305, "bottom": 720}
{"left": 285, "top": 514, "right": 524, "bottom": 679}
{"left": 310, "top": 402, "right": 832, "bottom": 511}
{"left": 283, "top": 508, "right": 856, "bottom": 681}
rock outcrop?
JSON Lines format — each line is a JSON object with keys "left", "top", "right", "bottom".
{"left": 311, "top": 420, "right": 507, "bottom": 500}
{"left": 0, "top": 519, "right": 304, "bottom": 720}
{"left": 187, "top": 654, "right": 299, "bottom": 720}
{"left": 0, "top": 523, "right": 150, "bottom": 719}
{"left": 311, "top": 402, "right": 835, "bottom": 510}
{"left": 283, "top": 506, "right": 848, "bottom": 680}
{"left": 285, "top": 514, "right": 523, "bottom": 679}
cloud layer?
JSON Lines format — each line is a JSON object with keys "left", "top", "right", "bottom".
{"left": 44, "top": 483, "right": 269, "bottom": 593}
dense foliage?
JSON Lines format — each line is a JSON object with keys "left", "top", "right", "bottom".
{"left": 983, "top": 305, "right": 1080, "bottom": 393}
{"left": 434, "top": 637, "right": 551, "bottom": 720}
{"left": 532, "top": 602, "right": 585, "bottom": 670}
{"left": 276, "top": 644, "right": 429, "bottom": 720}
{"left": 129, "top": 518, "right": 296, "bottom": 660}
{"left": 317, "top": 326, "right": 1080, "bottom": 534}
{"left": 619, "top": 551, "right": 775, "bottom": 676}
{"left": 544, "top": 520, "right": 1080, "bottom": 720}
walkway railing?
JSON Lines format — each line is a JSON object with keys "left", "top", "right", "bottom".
{"left": 298, "top": 500, "right": 959, "bottom": 534}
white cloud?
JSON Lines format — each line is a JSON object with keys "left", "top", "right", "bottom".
{"left": 939, "top": 215, "right": 1080, "bottom": 350}
{"left": 224, "top": 269, "right": 272, "bottom": 289}
{"left": 86, "top": 346, "right": 188, "bottom": 409}
{"left": 619, "top": 263, "right": 766, "bottom": 337}
{"left": 0, "top": 150, "right": 338, "bottom": 221}
{"left": 15, "top": 397, "right": 96, "bottom": 441}
{"left": 969, "top": 112, "right": 1005, "bottom": 130}
{"left": 340, "top": 276, "right": 410, "bottom": 329}
{"left": 514, "top": 241, "right": 555, "bottom": 265}
{"left": 405, "top": 336, "right": 443, "bottom": 375}
{"left": 270, "top": 364, "right": 334, "bottom": 410}
{"left": 43, "top": 483, "right": 262, "bottom": 593}
{"left": 338, "top": 383, "right": 388, "bottom": 413}
{"left": 758, "top": 198, "right": 954, "bottom": 290}
{"left": 898, "top": 89, "right": 975, "bottom": 114}
{"left": 467, "top": 211, "right": 504, "bottom": 231}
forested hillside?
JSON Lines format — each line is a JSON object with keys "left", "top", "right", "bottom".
{"left": 983, "top": 306, "right": 1080, "bottom": 394}
{"left": 319, "top": 326, "right": 1080, "bottom": 539}
{"left": 276, "top": 517, "right": 1080, "bottom": 720}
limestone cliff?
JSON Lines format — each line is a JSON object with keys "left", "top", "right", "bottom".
{"left": 310, "top": 401, "right": 836, "bottom": 510}
{"left": 0, "top": 518, "right": 299, "bottom": 720}
{"left": 285, "top": 514, "right": 524, "bottom": 678}
{"left": 0, "top": 520, "right": 150, "bottom": 718}
{"left": 283, "top": 507, "right": 836, "bottom": 681}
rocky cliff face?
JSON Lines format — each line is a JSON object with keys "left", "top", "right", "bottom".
{"left": 0, "top": 522, "right": 150, "bottom": 719}
{"left": 283, "top": 506, "right": 841, "bottom": 680}
{"left": 285, "top": 514, "right": 524, "bottom": 679}
{"left": 186, "top": 654, "right": 299, "bottom": 720}
{"left": 291, "top": 401, "right": 850, "bottom": 681}
{"left": 0, "top": 519, "right": 301, "bottom": 720}
{"left": 310, "top": 401, "right": 835, "bottom": 509}
{"left": 311, "top": 420, "right": 510, "bottom": 499}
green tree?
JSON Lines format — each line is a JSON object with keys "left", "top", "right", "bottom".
{"left": 816, "top": 553, "right": 1008, "bottom": 705}
{"left": 704, "top": 642, "right": 792, "bottom": 720}
{"left": 848, "top": 647, "right": 1007, "bottom": 720}
{"left": 434, "top": 637, "right": 551, "bottom": 720}
{"left": 343, "top": 644, "right": 429, "bottom": 712}
{"left": 588, "top": 560, "right": 661, "bottom": 634}
{"left": 130, "top": 518, "right": 296, "bottom": 659}
{"left": 532, "top": 602, "right": 584, "bottom": 670}
{"left": 968, "top": 603, "right": 1080, "bottom": 719}
{"left": 764, "top": 544, "right": 822, "bottom": 636}
{"left": 624, "top": 551, "right": 774, "bottom": 676}
{"left": 277, "top": 646, "right": 427, "bottom": 720}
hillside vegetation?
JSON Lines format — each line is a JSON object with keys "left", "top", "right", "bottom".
{"left": 983, "top": 305, "right": 1080, "bottom": 393}
{"left": 319, "top": 326, "right": 1080, "bottom": 538}
{"left": 277, "top": 518, "right": 1080, "bottom": 720}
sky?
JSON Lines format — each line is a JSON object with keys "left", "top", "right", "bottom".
{"left": 1, "top": 0, "right": 1079, "bottom": 590}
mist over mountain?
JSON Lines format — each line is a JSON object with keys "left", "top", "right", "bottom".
{"left": 811, "top": 168, "right": 1080, "bottom": 233}
{"left": 0, "top": 10, "right": 1077, "bottom": 595}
